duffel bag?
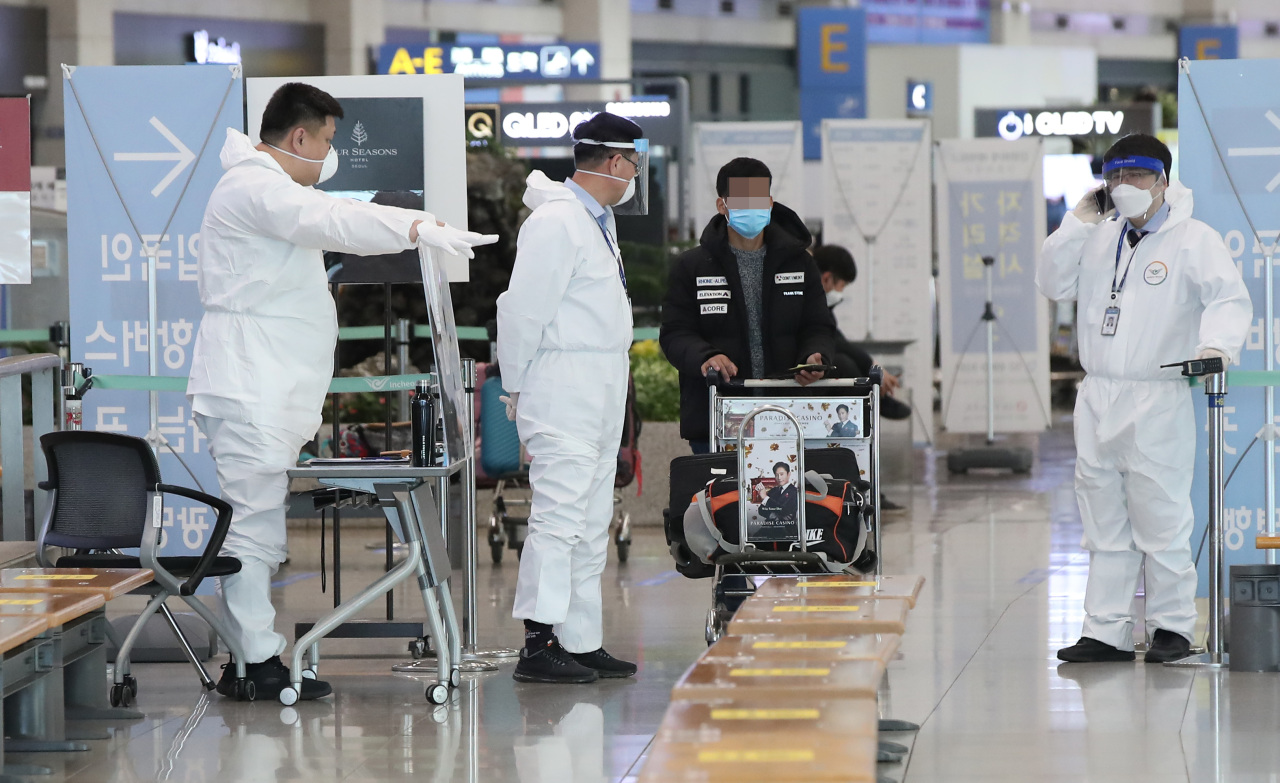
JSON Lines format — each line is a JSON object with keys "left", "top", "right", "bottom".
{"left": 683, "top": 471, "right": 874, "bottom": 573}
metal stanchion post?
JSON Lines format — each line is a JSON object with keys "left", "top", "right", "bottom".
{"left": 1168, "top": 368, "right": 1229, "bottom": 668}
{"left": 459, "top": 359, "right": 518, "bottom": 662}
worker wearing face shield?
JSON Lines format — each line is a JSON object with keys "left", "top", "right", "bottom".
{"left": 1037, "top": 133, "right": 1252, "bottom": 665}
{"left": 187, "top": 83, "right": 496, "bottom": 701}
{"left": 496, "top": 113, "right": 646, "bottom": 684}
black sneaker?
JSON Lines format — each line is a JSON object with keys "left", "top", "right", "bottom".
{"left": 1145, "top": 629, "right": 1193, "bottom": 663}
{"left": 215, "top": 656, "right": 333, "bottom": 700}
{"left": 514, "top": 638, "right": 599, "bottom": 684}
{"left": 571, "top": 648, "right": 638, "bottom": 679}
{"left": 880, "top": 494, "right": 907, "bottom": 515}
{"left": 879, "top": 395, "right": 912, "bottom": 421}
{"left": 1057, "top": 637, "right": 1135, "bottom": 663}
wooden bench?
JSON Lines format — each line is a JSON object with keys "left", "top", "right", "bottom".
{"left": 672, "top": 657, "right": 884, "bottom": 703}
{"left": 0, "top": 568, "right": 154, "bottom": 599}
{"left": 703, "top": 632, "right": 901, "bottom": 667}
{"left": 727, "top": 595, "right": 910, "bottom": 636}
{"left": 748, "top": 574, "right": 926, "bottom": 608}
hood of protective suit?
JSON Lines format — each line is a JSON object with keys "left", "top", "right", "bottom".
{"left": 522, "top": 169, "right": 580, "bottom": 211}
{"left": 1150, "top": 180, "right": 1194, "bottom": 232}
{"left": 218, "top": 128, "right": 295, "bottom": 179}
{"left": 698, "top": 201, "right": 812, "bottom": 257}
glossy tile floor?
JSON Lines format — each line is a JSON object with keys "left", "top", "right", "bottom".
{"left": 19, "top": 417, "right": 1280, "bottom": 782}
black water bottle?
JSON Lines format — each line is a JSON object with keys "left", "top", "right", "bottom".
{"left": 411, "top": 380, "right": 436, "bottom": 467}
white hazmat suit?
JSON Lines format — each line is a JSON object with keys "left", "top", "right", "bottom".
{"left": 188, "top": 129, "right": 434, "bottom": 663}
{"left": 1037, "top": 180, "right": 1252, "bottom": 650}
{"left": 497, "top": 171, "right": 633, "bottom": 654}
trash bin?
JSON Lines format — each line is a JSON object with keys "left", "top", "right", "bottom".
{"left": 1229, "top": 564, "right": 1280, "bottom": 672}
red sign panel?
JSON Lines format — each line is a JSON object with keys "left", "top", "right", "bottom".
{"left": 0, "top": 98, "right": 31, "bottom": 192}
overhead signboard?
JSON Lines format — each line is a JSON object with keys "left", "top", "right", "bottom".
{"left": 495, "top": 99, "right": 680, "bottom": 148}
{"left": 974, "top": 103, "right": 1159, "bottom": 142}
{"left": 376, "top": 42, "right": 601, "bottom": 80}
{"left": 0, "top": 98, "right": 31, "bottom": 285}
{"left": 864, "top": 0, "right": 989, "bottom": 44}
{"left": 797, "top": 7, "right": 867, "bottom": 160}
{"left": 1179, "top": 25, "right": 1239, "bottom": 61}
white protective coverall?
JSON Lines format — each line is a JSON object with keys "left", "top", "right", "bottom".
{"left": 188, "top": 129, "right": 430, "bottom": 662}
{"left": 496, "top": 170, "right": 632, "bottom": 654}
{"left": 1037, "top": 180, "right": 1252, "bottom": 650}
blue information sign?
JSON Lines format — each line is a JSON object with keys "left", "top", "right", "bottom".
{"left": 376, "top": 42, "right": 601, "bottom": 80}
{"left": 1179, "top": 25, "right": 1239, "bottom": 61}
{"left": 797, "top": 7, "right": 867, "bottom": 160}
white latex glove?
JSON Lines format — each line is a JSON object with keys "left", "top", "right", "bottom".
{"left": 498, "top": 393, "right": 519, "bottom": 422}
{"left": 1197, "top": 348, "right": 1229, "bottom": 365}
{"left": 417, "top": 223, "right": 499, "bottom": 259}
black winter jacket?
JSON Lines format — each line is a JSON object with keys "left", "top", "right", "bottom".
{"left": 659, "top": 203, "right": 837, "bottom": 441}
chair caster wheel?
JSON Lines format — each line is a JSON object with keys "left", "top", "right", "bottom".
{"left": 110, "top": 683, "right": 133, "bottom": 708}
{"left": 451, "top": 669, "right": 461, "bottom": 688}
{"left": 236, "top": 679, "right": 256, "bottom": 702}
{"left": 123, "top": 674, "right": 138, "bottom": 698}
{"left": 278, "top": 686, "right": 299, "bottom": 706}
{"left": 301, "top": 669, "right": 317, "bottom": 680}
{"left": 426, "top": 684, "right": 449, "bottom": 705}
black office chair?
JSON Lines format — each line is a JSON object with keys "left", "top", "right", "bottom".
{"left": 36, "top": 431, "right": 256, "bottom": 703}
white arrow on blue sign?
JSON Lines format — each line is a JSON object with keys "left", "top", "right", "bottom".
{"left": 112, "top": 116, "right": 196, "bottom": 198}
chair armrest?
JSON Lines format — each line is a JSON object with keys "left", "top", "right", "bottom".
{"left": 156, "top": 483, "right": 233, "bottom": 596}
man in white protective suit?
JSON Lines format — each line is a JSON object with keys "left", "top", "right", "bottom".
{"left": 496, "top": 113, "right": 643, "bottom": 683}
{"left": 1037, "top": 134, "right": 1252, "bottom": 664}
{"left": 187, "top": 83, "right": 496, "bottom": 700}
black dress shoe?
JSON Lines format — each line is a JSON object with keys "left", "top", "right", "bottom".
{"left": 1145, "top": 629, "right": 1193, "bottom": 663}
{"left": 216, "top": 656, "right": 333, "bottom": 700}
{"left": 879, "top": 494, "right": 907, "bottom": 515}
{"left": 570, "top": 647, "right": 638, "bottom": 678}
{"left": 514, "top": 638, "right": 599, "bottom": 684}
{"left": 879, "top": 395, "right": 912, "bottom": 421}
{"left": 1057, "top": 637, "right": 1135, "bottom": 663}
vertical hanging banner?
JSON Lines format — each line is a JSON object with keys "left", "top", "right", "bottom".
{"left": 797, "top": 7, "right": 867, "bottom": 161}
{"left": 64, "top": 65, "right": 244, "bottom": 556}
{"left": 935, "top": 138, "right": 1050, "bottom": 434}
{"left": 1179, "top": 59, "right": 1277, "bottom": 595}
{"left": 821, "top": 119, "right": 933, "bottom": 442}
{"left": 691, "top": 122, "right": 805, "bottom": 238}
{"left": 0, "top": 98, "right": 31, "bottom": 285}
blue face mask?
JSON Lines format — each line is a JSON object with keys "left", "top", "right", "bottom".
{"left": 726, "top": 208, "right": 771, "bottom": 240}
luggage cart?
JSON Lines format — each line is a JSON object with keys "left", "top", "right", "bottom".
{"left": 703, "top": 372, "right": 883, "bottom": 644}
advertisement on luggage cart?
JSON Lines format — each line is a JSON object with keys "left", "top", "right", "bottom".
{"left": 1179, "top": 59, "right": 1280, "bottom": 596}
{"left": 719, "top": 398, "right": 871, "bottom": 478}
{"left": 63, "top": 64, "right": 243, "bottom": 557}
{"left": 741, "top": 440, "right": 800, "bottom": 543}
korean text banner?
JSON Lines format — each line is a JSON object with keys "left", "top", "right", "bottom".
{"left": 0, "top": 97, "right": 31, "bottom": 285}
{"left": 935, "top": 138, "right": 1050, "bottom": 434}
{"left": 1179, "top": 59, "right": 1275, "bottom": 596}
{"left": 821, "top": 120, "right": 933, "bottom": 443}
{"left": 64, "top": 64, "right": 243, "bottom": 556}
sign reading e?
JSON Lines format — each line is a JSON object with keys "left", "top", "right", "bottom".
{"left": 798, "top": 7, "right": 867, "bottom": 159}
{"left": 1179, "top": 25, "right": 1238, "bottom": 61}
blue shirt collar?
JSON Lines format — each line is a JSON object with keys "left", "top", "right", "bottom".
{"left": 564, "top": 177, "right": 608, "bottom": 223}
{"left": 1123, "top": 200, "right": 1170, "bottom": 236}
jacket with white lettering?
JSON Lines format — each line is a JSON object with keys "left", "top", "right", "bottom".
{"left": 660, "top": 202, "right": 836, "bottom": 441}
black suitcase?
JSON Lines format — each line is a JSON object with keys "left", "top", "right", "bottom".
{"left": 664, "top": 447, "right": 867, "bottom": 579}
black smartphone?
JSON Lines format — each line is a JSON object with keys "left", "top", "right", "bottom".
{"left": 1093, "top": 187, "right": 1114, "bottom": 215}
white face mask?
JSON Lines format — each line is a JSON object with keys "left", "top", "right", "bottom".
{"left": 826, "top": 289, "right": 845, "bottom": 308}
{"left": 268, "top": 143, "right": 339, "bottom": 184}
{"left": 578, "top": 169, "right": 636, "bottom": 206}
{"left": 1110, "top": 182, "right": 1159, "bottom": 220}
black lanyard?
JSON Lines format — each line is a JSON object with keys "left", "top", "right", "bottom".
{"left": 1111, "top": 228, "right": 1147, "bottom": 298}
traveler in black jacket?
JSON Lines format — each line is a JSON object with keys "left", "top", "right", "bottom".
{"left": 660, "top": 157, "right": 837, "bottom": 451}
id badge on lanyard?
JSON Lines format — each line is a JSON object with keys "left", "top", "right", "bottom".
{"left": 1104, "top": 230, "right": 1140, "bottom": 337}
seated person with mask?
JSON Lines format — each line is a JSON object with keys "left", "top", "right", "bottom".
{"left": 660, "top": 157, "right": 836, "bottom": 453}
{"left": 812, "top": 244, "right": 911, "bottom": 421}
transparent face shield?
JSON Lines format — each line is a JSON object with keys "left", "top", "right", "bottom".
{"left": 579, "top": 138, "right": 650, "bottom": 215}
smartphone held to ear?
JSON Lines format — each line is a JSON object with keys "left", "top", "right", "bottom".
{"left": 1093, "top": 187, "right": 1114, "bottom": 215}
